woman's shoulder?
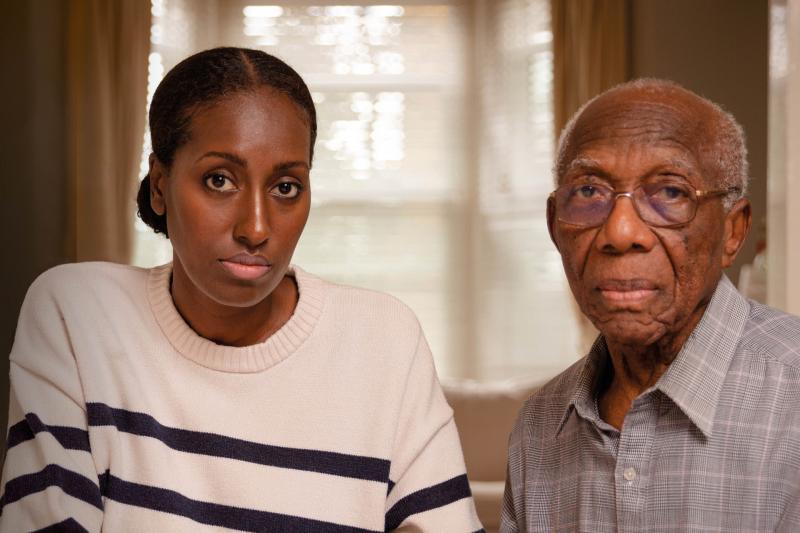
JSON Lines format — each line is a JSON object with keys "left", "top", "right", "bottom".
{"left": 25, "top": 261, "right": 151, "bottom": 310}
{"left": 293, "top": 266, "right": 422, "bottom": 334}
{"left": 30, "top": 261, "right": 147, "bottom": 291}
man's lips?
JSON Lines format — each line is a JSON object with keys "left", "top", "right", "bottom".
{"left": 596, "top": 279, "right": 658, "bottom": 302}
{"left": 219, "top": 254, "right": 272, "bottom": 280}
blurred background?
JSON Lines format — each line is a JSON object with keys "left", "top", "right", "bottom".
{"left": 1, "top": 0, "right": 799, "bottom": 436}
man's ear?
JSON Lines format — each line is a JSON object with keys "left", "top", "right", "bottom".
{"left": 149, "top": 154, "right": 168, "bottom": 217}
{"left": 721, "top": 198, "right": 752, "bottom": 269}
{"left": 547, "top": 195, "right": 559, "bottom": 251}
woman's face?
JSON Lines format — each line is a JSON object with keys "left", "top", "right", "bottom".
{"left": 150, "top": 88, "right": 311, "bottom": 308}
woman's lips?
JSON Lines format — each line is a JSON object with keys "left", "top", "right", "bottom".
{"left": 219, "top": 254, "right": 271, "bottom": 280}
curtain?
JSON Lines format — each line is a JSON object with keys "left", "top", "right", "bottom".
{"left": 66, "top": 0, "right": 151, "bottom": 263}
{"left": 551, "top": 0, "right": 630, "bottom": 352}
{"left": 552, "top": 0, "right": 630, "bottom": 135}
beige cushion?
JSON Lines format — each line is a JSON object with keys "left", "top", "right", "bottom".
{"left": 470, "top": 480, "right": 504, "bottom": 531}
{"left": 442, "top": 377, "right": 543, "bottom": 482}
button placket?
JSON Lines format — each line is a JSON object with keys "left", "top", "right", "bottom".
{"left": 615, "top": 394, "right": 659, "bottom": 533}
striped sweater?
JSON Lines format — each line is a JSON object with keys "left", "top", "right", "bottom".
{"left": 1, "top": 262, "right": 482, "bottom": 532}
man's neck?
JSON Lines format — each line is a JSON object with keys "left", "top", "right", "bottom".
{"left": 597, "top": 309, "right": 706, "bottom": 430}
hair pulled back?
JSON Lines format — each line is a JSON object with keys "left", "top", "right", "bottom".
{"left": 136, "top": 47, "right": 317, "bottom": 236}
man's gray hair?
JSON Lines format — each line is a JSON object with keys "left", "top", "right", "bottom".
{"left": 554, "top": 79, "right": 749, "bottom": 210}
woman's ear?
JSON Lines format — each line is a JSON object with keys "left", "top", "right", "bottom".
{"left": 721, "top": 198, "right": 752, "bottom": 269}
{"left": 149, "top": 154, "right": 167, "bottom": 216}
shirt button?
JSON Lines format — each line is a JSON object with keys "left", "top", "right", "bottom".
{"left": 623, "top": 467, "right": 637, "bottom": 481}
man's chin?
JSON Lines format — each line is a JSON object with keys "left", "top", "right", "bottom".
{"left": 592, "top": 314, "right": 668, "bottom": 348}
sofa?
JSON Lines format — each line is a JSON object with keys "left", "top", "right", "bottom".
{"left": 442, "top": 376, "right": 544, "bottom": 532}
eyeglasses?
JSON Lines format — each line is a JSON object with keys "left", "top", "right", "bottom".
{"left": 549, "top": 180, "right": 740, "bottom": 228}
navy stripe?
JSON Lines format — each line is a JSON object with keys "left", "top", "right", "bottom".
{"left": 384, "top": 474, "right": 472, "bottom": 531}
{"left": 99, "top": 472, "right": 380, "bottom": 533}
{"left": 387, "top": 479, "right": 395, "bottom": 495}
{"left": 7, "top": 413, "right": 90, "bottom": 452}
{"left": 33, "top": 518, "right": 89, "bottom": 532}
{"left": 87, "top": 403, "right": 390, "bottom": 483}
{"left": 0, "top": 464, "right": 102, "bottom": 513}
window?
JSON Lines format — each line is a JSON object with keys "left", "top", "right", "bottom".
{"left": 134, "top": 0, "right": 581, "bottom": 380}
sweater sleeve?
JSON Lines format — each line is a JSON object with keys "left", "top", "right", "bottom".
{"left": 384, "top": 330, "right": 483, "bottom": 532}
{"left": 0, "top": 274, "right": 104, "bottom": 531}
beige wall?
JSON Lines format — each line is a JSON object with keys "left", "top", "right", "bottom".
{"left": 0, "top": 1, "right": 70, "bottom": 444}
{"left": 629, "top": 0, "right": 769, "bottom": 285}
{"left": 768, "top": 0, "right": 800, "bottom": 314}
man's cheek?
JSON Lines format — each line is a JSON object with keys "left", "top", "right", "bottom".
{"left": 557, "top": 233, "right": 592, "bottom": 278}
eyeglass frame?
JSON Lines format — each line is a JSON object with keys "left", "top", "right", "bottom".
{"left": 548, "top": 181, "right": 742, "bottom": 229}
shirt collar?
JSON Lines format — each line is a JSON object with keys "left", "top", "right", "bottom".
{"left": 655, "top": 275, "right": 750, "bottom": 437}
{"left": 555, "top": 335, "right": 610, "bottom": 436}
{"left": 555, "top": 275, "right": 749, "bottom": 438}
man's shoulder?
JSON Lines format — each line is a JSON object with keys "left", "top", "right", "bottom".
{"left": 740, "top": 300, "right": 800, "bottom": 370}
{"left": 513, "top": 357, "right": 587, "bottom": 437}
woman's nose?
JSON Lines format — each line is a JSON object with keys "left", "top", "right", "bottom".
{"left": 233, "top": 191, "right": 270, "bottom": 249}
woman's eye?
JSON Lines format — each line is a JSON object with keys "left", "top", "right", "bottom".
{"left": 204, "top": 174, "right": 236, "bottom": 191}
{"left": 271, "top": 181, "right": 302, "bottom": 199}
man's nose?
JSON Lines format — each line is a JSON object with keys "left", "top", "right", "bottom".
{"left": 233, "top": 191, "right": 270, "bottom": 249}
{"left": 594, "top": 195, "right": 657, "bottom": 254}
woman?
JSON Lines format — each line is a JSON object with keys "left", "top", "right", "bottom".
{"left": 0, "top": 48, "right": 481, "bottom": 532}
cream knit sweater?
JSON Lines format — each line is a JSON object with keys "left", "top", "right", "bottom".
{"left": 0, "top": 262, "right": 482, "bottom": 532}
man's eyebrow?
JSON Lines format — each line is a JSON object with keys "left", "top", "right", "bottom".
{"left": 565, "top": 157, "right": 603, "bottom": 173}
{"left": 664, "top": 158, "right": 695, "bottom": 171}
{"left": 196, "top": 151, "right": 247, "bottom": 168}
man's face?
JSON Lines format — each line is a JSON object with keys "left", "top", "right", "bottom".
{"left": 549, "top": 90, "right": 749, "bottom": 348}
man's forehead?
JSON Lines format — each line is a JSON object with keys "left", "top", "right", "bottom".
{"left": 560, "top": 89, "right": 716, "bottom": 178}
{"left": 564, "top": 153, "right": 697, "bottom": 175}
{"left": 574, "top": 96, "right": 708, "bottom": 144}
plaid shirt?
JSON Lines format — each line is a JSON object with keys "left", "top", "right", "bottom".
{"left": 502, "top": 276, "right": 800, "bottom": 532}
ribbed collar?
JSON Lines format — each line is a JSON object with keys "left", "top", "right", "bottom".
{"left": 147, "top": 263, "right": 326, "bottom": 373}
{"left": 557, "top": 275, "right": 749, "bottom": 437}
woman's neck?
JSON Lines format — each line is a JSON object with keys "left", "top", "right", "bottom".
{"left": 170, "top": 267, "right": 298, "bottom": 347}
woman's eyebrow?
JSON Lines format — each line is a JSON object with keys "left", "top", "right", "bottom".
{"left": 274, "top": 161, "right": 310, "bottom": 172}
{"left": 196, "top": 151, "right": 247, "bottom": 167}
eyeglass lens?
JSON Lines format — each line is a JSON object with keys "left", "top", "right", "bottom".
{"left": 555, "top": 181, "right": 697, "bottom": 227}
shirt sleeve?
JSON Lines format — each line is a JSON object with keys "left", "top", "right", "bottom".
{"left": 384, "top": 330, "right": 483, "bottom": 532}
{"left": 0, "top": 275, "right": 104, "bottom": 532}
{"left": 499, "top": 465, "right": 519, "bottom": 532}
{"left": 499, "top": 408, "right": 526, "bottom": 533}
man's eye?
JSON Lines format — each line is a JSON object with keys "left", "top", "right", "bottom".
{"left": 576, "top": 185, "right": 598, "bottom": 198}
{"left": 654, "top": 184, "right": 690, "bottom": 201}
{"left": 204, "top": 174, "right": 236, "bottom": 191}
{"left": 271, "top": 181, "right": 302, "bottom": 199}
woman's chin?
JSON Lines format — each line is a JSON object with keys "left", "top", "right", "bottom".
{"left": 203, "top": 279, "right": 275, "bottom": 307}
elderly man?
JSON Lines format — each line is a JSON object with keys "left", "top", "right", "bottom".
{"left": 501, "top": 79, "right": 800, "bottom": 532}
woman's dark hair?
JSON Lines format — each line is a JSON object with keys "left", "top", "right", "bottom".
{"left": 136, "top": 47, "right": 317, "bottom": 236}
